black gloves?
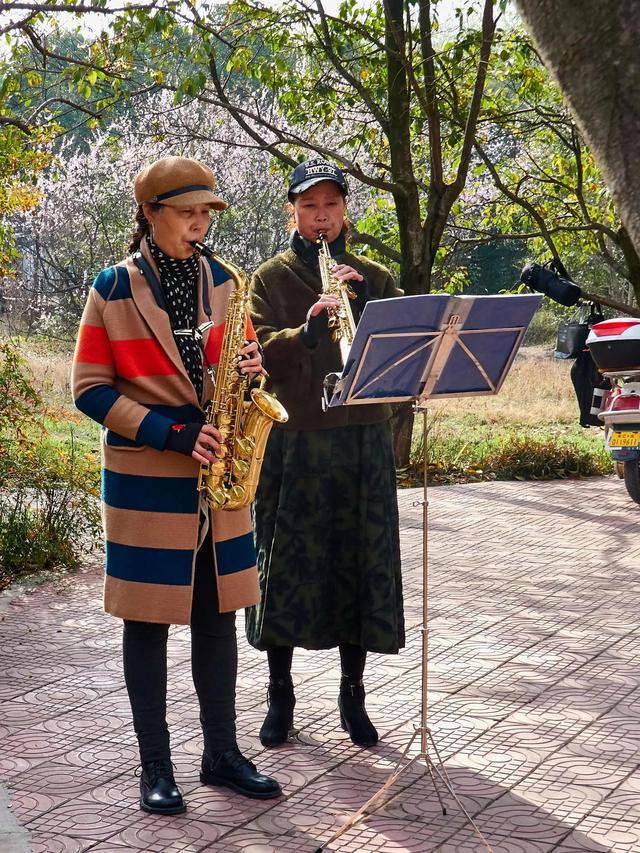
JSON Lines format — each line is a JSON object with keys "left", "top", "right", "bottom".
{"left": 300, "top": 311, "right": 329, "bottom": 349}
{"left": 350, "top": 276, "right": 370, "bottom": 314}
{"left": 165, "top": 422, "right": 202, "bottom": 457}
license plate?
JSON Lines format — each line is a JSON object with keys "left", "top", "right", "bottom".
{"left": 610, "top": 430, "right": 640, "bottom": 448}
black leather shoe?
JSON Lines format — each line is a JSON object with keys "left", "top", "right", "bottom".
{"left": 338, "top": 676, "right": 378, "bottom": 747}
{"left": 200, "top": 747, "right": 282, "bottom": 799}
{"left": 259, "top": 676, "right": 296, "bottom": 747}
{"left": 139, "top": 759, "right": 186, "bottom": 815}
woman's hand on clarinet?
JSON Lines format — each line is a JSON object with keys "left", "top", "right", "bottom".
{"left": 192, "top": 424, "right": 223, "bottom": 465}
{"left": 238, "top": 340, "right": 267, "bottom": 377}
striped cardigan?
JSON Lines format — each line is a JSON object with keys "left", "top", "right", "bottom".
{"left": 71, "top": 239, "right": 260, "bottom": 624}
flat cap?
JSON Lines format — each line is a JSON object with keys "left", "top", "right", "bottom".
{"left": 134, "top": 156, "right": 227, "bottom": 209}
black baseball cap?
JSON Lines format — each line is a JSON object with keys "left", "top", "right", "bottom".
{"left": 287, "top": 159, "right": 349, "bottom": 198}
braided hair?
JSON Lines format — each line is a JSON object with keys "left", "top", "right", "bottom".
{"left": 128, "top": 203, "right": 161, "bottom": 254}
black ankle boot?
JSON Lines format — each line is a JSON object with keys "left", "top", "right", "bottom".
{"left": 338, "top": 676, "right": 378, "bottom": 747}
{"left": 200, "top": 746, "right": 282, "bottom": 799}
{"left": 139, "top": 758, "right": 186, "bottom": 815}
{"left": 259, "top": 676, "right": 296, "bottom": 747}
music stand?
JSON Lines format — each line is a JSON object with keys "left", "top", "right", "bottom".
{"left": 315, "top": 292, "right": 542, "bottom": 853}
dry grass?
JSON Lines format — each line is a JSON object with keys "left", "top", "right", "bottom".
{"left": 22, "top": 343, "right": 574, "bottom": 420}
{"left": 18, "top": 342, "right": 608, "bottom": 484}
{"left": 427, "top": 345, "right": 579, "bottom": 427}
{"left": 22, "top": 347, "right": 79, "bottom": 420}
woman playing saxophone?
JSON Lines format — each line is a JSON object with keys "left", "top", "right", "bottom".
{"left": 72, "top": 156, "right": 281, "bottom": 816}
{"left": 245, "top": 158, "right": 406, "bottom": 750}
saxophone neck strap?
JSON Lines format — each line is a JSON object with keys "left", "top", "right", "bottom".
{"left": 132, "top": 251, "right": 169, "bottom": 314}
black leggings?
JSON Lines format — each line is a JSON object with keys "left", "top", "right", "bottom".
{"left": 123, "top": 532, "right": 237, "bottom": 763}
{"left": 266, "top": 643, "right": 367, "bottom": 682}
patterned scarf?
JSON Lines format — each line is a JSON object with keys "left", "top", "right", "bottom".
{"left": 148, "top": 235, "right": 203, "bottom": 400}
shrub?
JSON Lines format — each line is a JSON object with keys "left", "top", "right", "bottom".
{"left": 406, "top": 420, "right": 611, "bottom": 486}
{"left": 0, "top": 341, "right": 101, "bottom": 589}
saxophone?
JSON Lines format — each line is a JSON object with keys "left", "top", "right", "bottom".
{"left": 193, "top": 241, "right": 288, "bottom": 511}
{"left": 317, "top": 231, "right": 357, "bottom": 366}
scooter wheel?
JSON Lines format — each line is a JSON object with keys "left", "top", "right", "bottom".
{"left": 623, "top": 458, "right": 640, "bottom": 506}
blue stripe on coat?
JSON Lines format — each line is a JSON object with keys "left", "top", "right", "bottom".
{"left": 105, "top": 429, "right": 141, "bottom": 448}
{"left": 207, "top": 258, "right": 232, "bottom": 287}
{"left": 92, "top": 266, "right": 132, "bottom": 301}
{"left": 148, "top": 403, "right": 205, "bottom": 423}
{"left": 103, "top": 470, "right": 199, "bottom": 514}
{"left": 106, "top": 541, "right": 192, "bottom": 585}
{"left": 75, "top": 385, "right": 120, "bottom": 423}
{"left": 136, "top": 409, "right": 173, "bottom": 450}
{"left": 215, "top": 531, "right": 256, "bottom": 575}
{"left": 106, "top": 403, "right": 204, "bottom": 447}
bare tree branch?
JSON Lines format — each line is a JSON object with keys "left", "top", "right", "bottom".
{"left": 27, "top": 97, "right": 101, "bottom": 123}
{"left": 0, "top": 2, "right": 157, "bottom": 13}
{"left": 451, "top": 0, "right": 498, "bottom": 194}
{"left": 349, "top": 226, "right": 402, "bottom": 262}
{"left": 311, "top": 0, "right": 389, "bottom": 132}
{"left": 0, "top": 115, "right": 31, "bottom": 134}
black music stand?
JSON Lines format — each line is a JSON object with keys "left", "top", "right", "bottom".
{"left": 315, "top": 292, "right": 542, "bottom": 853}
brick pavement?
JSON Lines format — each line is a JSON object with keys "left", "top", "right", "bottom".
{"left": 1, "top": 477, "right": 639, "bottom": 852}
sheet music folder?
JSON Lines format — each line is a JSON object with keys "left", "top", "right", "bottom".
{"left": 324, "top": 293, "right": 542, "bottom": 407}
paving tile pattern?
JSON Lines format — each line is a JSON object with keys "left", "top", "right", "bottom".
{"left": 1, "top": 477, "right": 640, "bottom": 852}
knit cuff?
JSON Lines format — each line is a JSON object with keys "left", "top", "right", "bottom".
{"left": 164, "top": 422, "right": 202, "bottom": 456}
{"left": 300, "top": 312, "right": 329, "bottom": 349}
{"left": 351, "top": 276, "right": 370, "bottom": 313}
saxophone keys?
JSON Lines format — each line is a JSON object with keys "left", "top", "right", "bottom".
{"left": 228, "top": 484, "right": 246, "bottom": 504}
{"left": 232, "top": 458, "right": 250, "bottom": 479}
{"left": 209, "top": 459, "right": 226, "bottom": 477}
{"left": 235, "top": 436, "right": 255, "bottom": 460}
{"left": 208, "top": 487, "right": 228, "bottom": 509}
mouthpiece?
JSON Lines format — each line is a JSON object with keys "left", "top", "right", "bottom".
{"left": 191, "top": 241, "right": 215, "bottom": 259}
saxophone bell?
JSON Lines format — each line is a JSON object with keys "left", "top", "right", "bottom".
{"left": 195, "top": 247, "right": 288, "bottom": 511}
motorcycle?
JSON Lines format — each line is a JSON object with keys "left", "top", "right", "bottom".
{"left": 587, "top": 317, "right": 640, "bottom": 505}
{"left": 521, "top": 260, "right": 640, "bottom": 507}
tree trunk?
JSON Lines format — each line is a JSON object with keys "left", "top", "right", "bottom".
{"left": 385, "top": 0, "right": 426, "bottom": 297}
{"left": 616, "top": 226, "right": 640, "bottom": 306}
{"left": 515, "top": 0, "right": 640, "bottom": 296}
{"left": 390, "top": 401, "right": 415, "bottom": 472}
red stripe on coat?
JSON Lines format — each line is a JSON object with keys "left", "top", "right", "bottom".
{"left": 204, "top": 322, "right": 225, "bottom": 368}
{"left": 75, "top": 324, "right": 114, "bottom": 366}
{"left": 202, "top": 316, "right": 256, "bottom": 369}
{"left": 111, "top": 338, "right": 178, "bottom": 378}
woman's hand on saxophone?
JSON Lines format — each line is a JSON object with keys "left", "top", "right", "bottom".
{"left": 329, "top": 263, "right": 364, "bottom": 284}
{"left": 238, "top": 340, "right": 267, "bottom": 377}
{"left": 193, "top": 424, "right": 223, "bottom": 465}
{"left": 307, "top": 294, "right": 341, "bottom": 317}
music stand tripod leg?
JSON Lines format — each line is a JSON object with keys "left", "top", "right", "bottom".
{"left": 314, "top": 408, "right": 493, "bottom": 853}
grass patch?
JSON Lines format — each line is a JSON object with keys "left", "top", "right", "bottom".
{"left": 406, "top": 415, "right": 610, "bottom": 486}
{"left": 403, "top": 346, "right": 611, "bottom": 485}
{"left": 7, "top": 339, "right": 613, "bottom": 529}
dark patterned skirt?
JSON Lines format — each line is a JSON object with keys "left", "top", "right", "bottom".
{"left": 245, "top": 422, "right": 405, "bottom": 653}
